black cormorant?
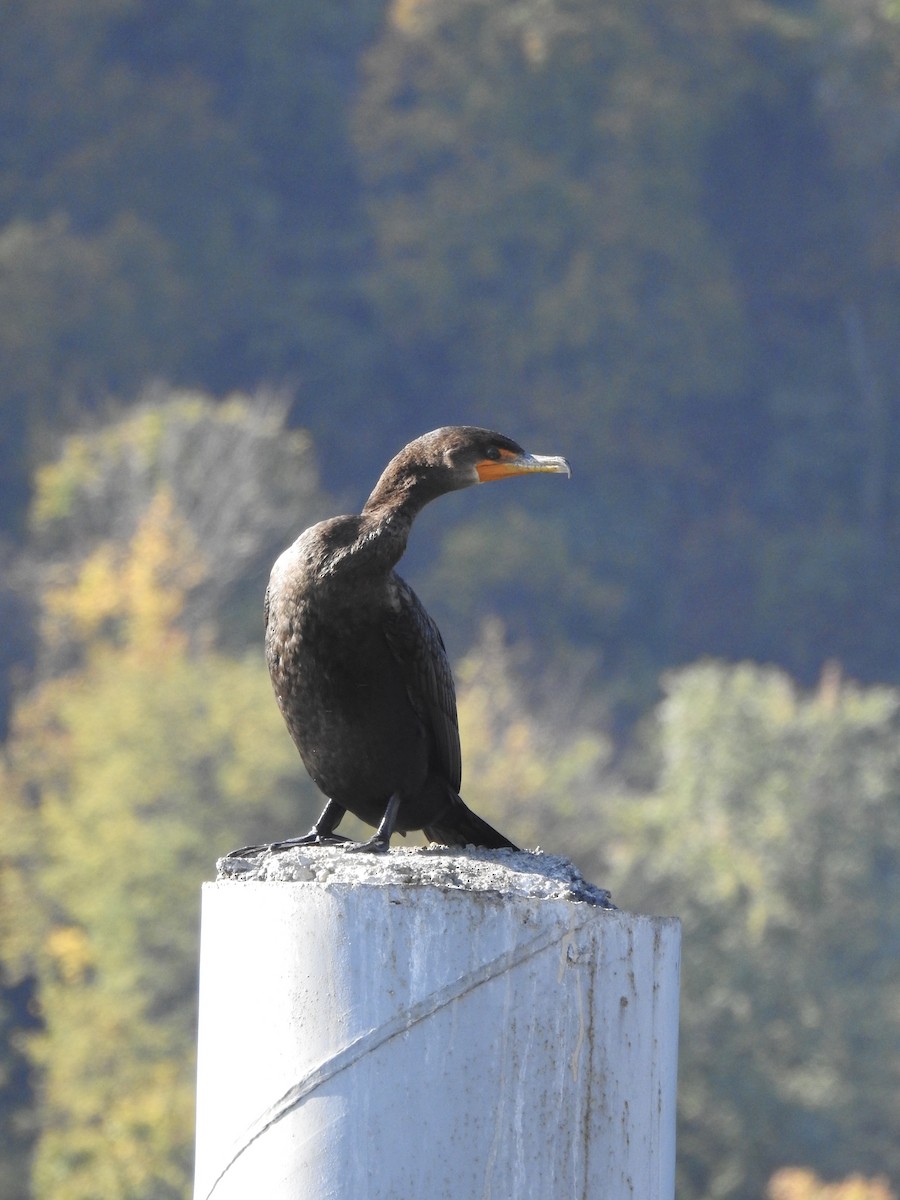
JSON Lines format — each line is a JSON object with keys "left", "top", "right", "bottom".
{"left": 229, "top": 426, "right": 570, "bottom": 855}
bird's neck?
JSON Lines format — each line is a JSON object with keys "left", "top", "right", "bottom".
{"left": 357, "top": 501, "right": 416, "bottom": 573}
{"left": 354, "top": 478, "right": 439, "bottom": 578}
{"left": 362, "top": 465, "right": 443, "bottom": 525}
{"left": 357, "top": 458, "right": 458, "bottom": 574}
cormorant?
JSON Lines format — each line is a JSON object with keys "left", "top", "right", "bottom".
{"left": 230, "top": 426, "right": 570, "bottom": 856}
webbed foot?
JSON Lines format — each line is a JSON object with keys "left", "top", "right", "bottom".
{"left": 343, "top": 833, "right": 390, "bottom": 854}
{"left": 224, "top": 831, "right": 351, "bottom": 859}
{"left": 225, "top": 799, "right": 351, "bottom": 859}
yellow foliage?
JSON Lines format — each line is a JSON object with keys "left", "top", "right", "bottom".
{"left": 455, "top": 620, "right": 610, "bottom": 851}
{"left": 390, "top": 0, "right": 431, "bottom": 35}
{"left": 768, "top": 1167, "right": 897, "bottom": 1200}
{"left": 0, "top": 755, "right": 40, "bottom": 976}
{"left": 45, "top": 926, "right": 94, "bottom": 985}
{"left": 30, "top": 979, "right": 195, "bottom": 1200}
{"left": 30, "top": 435, "right": 104, "bottom": 531}
{"left": 4, "top": 516, "right": 307, "bottom": 1200}
{"left": 42, "top": 487, "right": 205, "bottom": 658}
{"left": 4, "top": 635, "right": 304, "bottom": 1200}
{"left": 30, "top": 405, "right": 169, "bottom": 533}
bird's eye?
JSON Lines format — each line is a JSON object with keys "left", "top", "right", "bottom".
{"left": 484, "top": 446, "right": 502, "bottom": 461}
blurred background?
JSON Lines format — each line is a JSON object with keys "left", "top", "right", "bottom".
{"left": 1, "top": 1, "right": 899, "bottom": 1197}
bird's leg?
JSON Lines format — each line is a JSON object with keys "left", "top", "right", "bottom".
{"left": 344, "top": 792, "right": 402, "bottom": 854}
{"left": 270, "top": 800, "right": 350, "bottom": 849}
{"left": 224, "top": 800, "right": 349, "bottom": 859}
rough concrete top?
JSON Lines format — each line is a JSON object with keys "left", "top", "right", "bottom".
{"left": 217, "top": 844, "right": 615, "bottom": 907}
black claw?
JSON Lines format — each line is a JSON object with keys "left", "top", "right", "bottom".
{"left": 224, "top": 830, "right": 352, "bottom": 859}
{"left": 270, "top": 833, "right": 351, "bottom": 850}
{"left": 343, "top": 834, "right": 390, "bottom": 854}
{"left": 224, "top": 843, "right": 269, "bottom": 859}
{"left": 340, "top": 791, "right": 401, "bottom": 854}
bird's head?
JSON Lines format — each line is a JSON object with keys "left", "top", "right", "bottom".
{"left": 363, "top": 426, "right": 570, "bottom": 516}
{"left": 395, "top": 425, "right": 569, "bottom": 491}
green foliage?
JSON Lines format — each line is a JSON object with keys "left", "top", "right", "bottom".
{"left": 3, "top": 401, "right": 900, "bottom": 1198}
{"left": 768, "top": 1167, "right": 896, "bottom": 1200}
{"left": 3, "top": 494, "right": 317, "bottom": 1200}
{"left": 422, "top": 505, "right": 622, "bottom": 651}
{"left": 6, "top": 648, "right": 305, "bottom": 1200}
{"left": 347, "top": 0, "right": 900, "bottom": 700}
{"left": 3, "top": 2, "right": 900, "bottom": 1196}
{"left": 454, "top": 620, "right": 613, "bottom": 852}
{"left": 447, "top": 642, "right": 900, "bottom": 1198}
{"left": 0, "top": 214, "right": 189, "bottom": 524}
{"left": 355, "top": 0, "right": 750, "bottom": 419}
{"left": 0, "top": 0, "right": 384, "bottom": 524}
{"left": 399, "top": 0, "right": 711, "bottom": 305}
{"left": 609, "top": 662, "right": 900, "bottom": 1199}
{"left": 3, "top": 0, "right": 900, "bottom": 700}
{"left": 0, "top": 393, "right": 329, "bottom": 1198}
{"left": 0, "top": 755, "right": 41, "bottom": 1200}
{"left": 26, "top": 387, "right": 326, "bottom": 668}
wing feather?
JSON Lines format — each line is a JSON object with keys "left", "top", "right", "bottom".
{"left": 383, "top": 577, "right": 462, "bottom": 792}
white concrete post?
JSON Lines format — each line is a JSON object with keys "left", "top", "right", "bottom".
{"left": 193, "top": 848, "right": 680, "bottom": 1200}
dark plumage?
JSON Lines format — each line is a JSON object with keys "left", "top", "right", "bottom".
{"left": 230, "top": 426, "right": 570, "bottom": 856}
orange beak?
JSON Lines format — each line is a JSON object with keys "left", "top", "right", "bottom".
{"left": 475, "top": 449, "right": 571, "bottom": 483}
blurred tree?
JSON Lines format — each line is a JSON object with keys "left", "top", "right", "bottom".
{"left": 2, "top": 483, "right": 320, "bottom": 1200}
{"left": 352, "top": 0, "right": 758, "bottom": 671}
{"left": 609, "top": 662, "right": 900, "bottom": 1199}
{"left": 0, "top": 757, "right": 41, "bottom": 1200}
{"left": 23, "top": 386, "right": 327, "bottom": 672}
{"left": 4, "top": 0, "right": 900, "bottom": 705}
{"left": 0, "top": 216, "right": 189, "bottom": 531}
{"left": 768, "top": 1167, "right": 896, "bottom": 1200}
{"left": 453, "top": 619, "right": 613, "bottom": 853}
{"left": 0, "top": 391, "right": 332, "bottom": 1198}
{"left": 0, "top": 0, "right": 389, "bottom": 535}
{"left": 97, "top": 0, "right": 392, "bottom": 454}
{"left": 699, "top": 0, "right": 900, "bottom": 683}
{"left": 353, "top": 0, "right": 900, "bottom": 706}
{"left": 443, "top": 634, "right": 900, "bottom": 1199}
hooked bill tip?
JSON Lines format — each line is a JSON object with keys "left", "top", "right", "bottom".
{"left": 528, "top": 453, "right": 571, "bottom": 478}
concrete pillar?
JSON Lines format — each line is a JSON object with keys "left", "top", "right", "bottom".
{"left": 193, "top": 847, "right": 680, "bottom": 1200}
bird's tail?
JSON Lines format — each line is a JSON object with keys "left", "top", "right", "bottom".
{"left": 424, "top": 795, "right": 519, "bottom": 851}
